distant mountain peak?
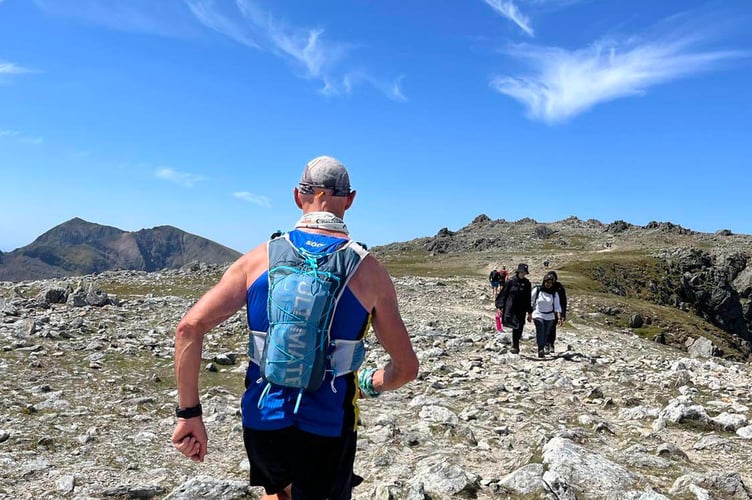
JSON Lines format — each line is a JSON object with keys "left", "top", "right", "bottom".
{"left": 0, "top": 218, "right": 241, "bottom": 282}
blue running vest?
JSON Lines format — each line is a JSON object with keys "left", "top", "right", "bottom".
{"left": 242, "top": 230, "right": 371, "bottom": 437}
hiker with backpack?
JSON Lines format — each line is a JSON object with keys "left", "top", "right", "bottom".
{"left": 489, "top": 265, "right": 510, "bottom": 296}
{"left": 546, "top": 270, "right": 567, "bottom": 353}
{"left": 498, "top": 265, "right": 509, "bottom": 290}
{"left": 495, "top": 263, "right": 533, "bottom": 354}
{"left": 489, "top": 267, "right": 502, "bottom": 296}
{"left": 171, "top": 156, "right": 419, "bottom": 500}
{"left": 492, "top": 266, "right": 509, "bottom": 331}
{"left": 531, "top": 271, "right": 563, "bottom": 358}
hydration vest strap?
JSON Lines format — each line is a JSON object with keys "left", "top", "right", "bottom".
{"left": 250, "top": 330, "right": 267, "bottom": 365}
{"left": 250, "top": 330, "right": 365, "bottom": 376}
{"left": 329, "top": 339, "right": 366, "bottom": 375}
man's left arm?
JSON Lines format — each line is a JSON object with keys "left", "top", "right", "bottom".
{"left": 365, "top": 263, "right": 419, "bottom": 393}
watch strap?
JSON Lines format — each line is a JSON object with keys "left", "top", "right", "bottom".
{"left": 175, "top": 403, "right": 202, "bottom": 419}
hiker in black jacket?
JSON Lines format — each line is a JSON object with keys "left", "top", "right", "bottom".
{"left": 495, "top": 263, "right": 533, "bottom": 354}
{"left": 546, "top": 270, "right": 567, "bottom": 353}
{"left": 489, "top": 267, "right": 502, "bottom": 296}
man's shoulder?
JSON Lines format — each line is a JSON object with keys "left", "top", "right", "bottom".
{"left": 350, "top": 253, "right": 387, "bottom": 282}
{"left": 233, "top": 243, "right": 269, "bottom": 280}
{"left": 347, "top": 253, "right": 394, "bottom": 311}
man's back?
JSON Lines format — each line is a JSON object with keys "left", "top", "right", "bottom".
{"left": 244, "top": 230, "right": 368, "bottom": 436}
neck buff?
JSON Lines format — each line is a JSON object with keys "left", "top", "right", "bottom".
{"left": 294, "top": 211, "right": 349, "bottom": 235}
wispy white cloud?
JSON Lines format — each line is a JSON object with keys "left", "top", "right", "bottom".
{"left": 524, "top": 0, "right": 582, "bottom": 7}
{"left": 233, "top": 191, "right": 271, "bottom": 208}
{"left": 184, "top": 0, "right": 404, "bottom": 100}
{"left": 186, "top": 0, "right": 348, "bottom": 81}
{"left": 155, "top": 167, "right": 206, "bottom": 187}
{"left": 491, "top": 34, "right": 746, "bottom": 124}
{"left": 0, "top": 129, "right": 43, "bottom": 144}
{"left": 32, "top": 0, "right": 404, "bottom": 100}
{"left": 184, "top": 0, "right": 259, "bottom": 48}
{"left": 32, "top": 0, "right": 196, "bottom": 37}
{"left": 0, "top": 61, "right": 32, "bottom": 75}
{"left": 390, "top": 77, "right": 408, "bottom": 103}
{"left": 484, "top": 0, "right": 534, "bottom": 37}
{"left": 233, "top": 0, "right": 346, "bottom": 79}
{"left": 323, "top": 72, "right": 408, "bottom": 102}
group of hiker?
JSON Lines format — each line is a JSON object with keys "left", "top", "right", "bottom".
{"left": 489, "top": 263, "right": 568, "bottom": 358}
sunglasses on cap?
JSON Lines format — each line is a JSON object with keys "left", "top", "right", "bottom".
{"left": 299, "top": 183, "right": 351, "bottom": 197}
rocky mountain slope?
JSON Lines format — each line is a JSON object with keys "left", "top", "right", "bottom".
{"left": 1, "top": 216, "right": 751, "bottom": 499}
{"left": 2, "top": 265, "right": 752, "bottom": 499}
{"left": 0, "top": 218, "right": 241, "bottom": 282}
{"left": 374, "top": 216, "right": 752, "bottom": 361}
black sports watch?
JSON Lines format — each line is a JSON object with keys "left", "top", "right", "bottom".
{"left": 175, "top": 403, "right": 202, "bottom": 419}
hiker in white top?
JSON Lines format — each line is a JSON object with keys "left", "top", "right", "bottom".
{"left": 530, "top": 271, "right": 562, "bottom": 358}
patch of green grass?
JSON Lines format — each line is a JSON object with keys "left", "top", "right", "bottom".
{"left": 8, "top": 283, "right": 44, "bottom": 298}
{"left": 202, "top": 366, "right": 247, "bottom": 395}
{"left": 632, "top": 325, "right": 665, "bottom": 340}
{"left": 558, "top": 234, "right": 591, "bottom": 250}
{"left": 3, "top": 271, "right": 223, "bottom": 301}
{"left": 98, "top": 273, "right": 222, "bottom": 300}
{"left": 380, "top": 251, "right": 478, "bottom": 278}
{"left": 559, "top": 254, "right": 672, "bottom": 300}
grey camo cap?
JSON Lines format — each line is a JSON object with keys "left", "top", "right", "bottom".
{"left": 299, "top": 156, "right": 352, "bottom": 196}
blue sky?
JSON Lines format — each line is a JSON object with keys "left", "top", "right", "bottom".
{"left": 1, "top": 0, "right": 750, "bottom": 253}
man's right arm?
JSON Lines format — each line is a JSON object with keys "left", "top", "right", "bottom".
{"left": 172, "top": 244, "right": 265, "bottom": 462}
{"left": 174, "top": 254, "right": 252, "bottom": 409}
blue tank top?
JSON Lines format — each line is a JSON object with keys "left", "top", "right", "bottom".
{"left": 242, "top": 230, "right": 370, "bottom": 437}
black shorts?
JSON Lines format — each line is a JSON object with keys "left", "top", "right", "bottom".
{"left": 243, "top": 426, "right": 357, "bottom": 500}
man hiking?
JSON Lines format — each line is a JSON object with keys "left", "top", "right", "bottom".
{"left": 489, "top": 267, "right": 502, "bottom": 296}
{"left": 499, "top": 265, "right": 509, "bottom": 289}
{"left": 171, "top": 155, "right": 419, "bottom": 499}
